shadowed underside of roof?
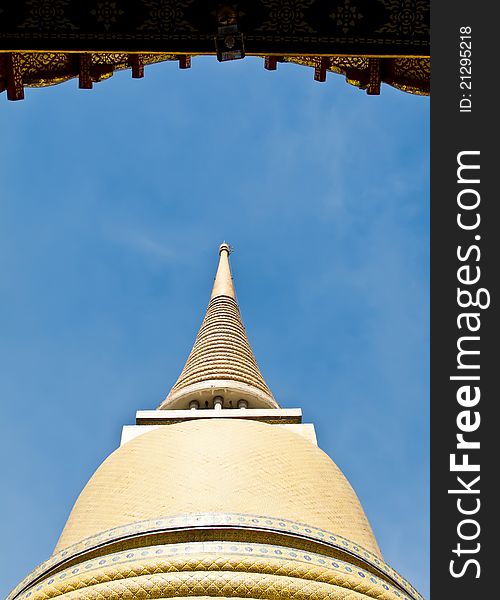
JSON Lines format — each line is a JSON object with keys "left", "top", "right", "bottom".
{"left": 0, "top": 52, "right": 430, "bottom": 101}
{"left": 0, "top": 0, "right": 430, "bottom": 100}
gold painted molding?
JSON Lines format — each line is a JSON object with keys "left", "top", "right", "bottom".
{"left": 12, "top": 541, "right": 419, "bottom": 600}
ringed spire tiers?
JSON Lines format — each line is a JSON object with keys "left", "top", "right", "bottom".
{"left": 159, "top": 243, "right": 279, "bottom": 411}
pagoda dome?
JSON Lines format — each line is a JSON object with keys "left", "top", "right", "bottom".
{"left": 55, "top": 418, "right": 380, "bottom": 557}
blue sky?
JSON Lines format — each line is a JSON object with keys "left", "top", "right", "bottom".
{"left": 0, "top": 57, "right": 429, "bottom": 597}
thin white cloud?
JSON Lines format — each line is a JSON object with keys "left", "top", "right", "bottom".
{"left": 106, "top": 227, "right": 177, "bottom": 263}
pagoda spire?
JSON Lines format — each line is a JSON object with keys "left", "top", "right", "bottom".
{"left": 210, "top": 242, "right": 235, "bottom": 300}
{"left": 159, "top": 243, "right": 279, "bottom": 410}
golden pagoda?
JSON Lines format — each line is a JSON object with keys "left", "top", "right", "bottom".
{"left": 9, "top": 243, "right": 422, "bottom": 600}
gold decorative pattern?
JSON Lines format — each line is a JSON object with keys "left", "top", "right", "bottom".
{"left": 11, "top": 541, "right": 421, "bottom": 600}
{"left": 19, "top": 572, "right": 391, "bottom": 599}
{"left": 90, "top": 2, "right": 125, "bottom": 31}
{"left": 0, "top": 52, "right": 179, "bottom": 97}
{"left": 0, "top": 0, "right": 430, "bottom": 57}
{"left": 330, "top": 1, "right": 364, "bottom": 34}
{"left": 257, "top": 0, "right": 316, "bottom": 34}
{"left": 19, "top": 0, "right": 77, "bottom": 31}
{"left": 1, "top": 52, "right": 429, "bottom": 100}
{"left": 376, "top": 0, "right": 428, "bottom": 36}
{"left": 282, "top": 56, "right": 429, "bottom": 95}
{"left": 10, "top": 513, "right": 420, "bottom": 600}
{"left": 139, "top": 0, "right": 195, "bottom": 33}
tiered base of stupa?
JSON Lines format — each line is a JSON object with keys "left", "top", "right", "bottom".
{"left": 9, "top": 513, "right": 420, "bottom": 600}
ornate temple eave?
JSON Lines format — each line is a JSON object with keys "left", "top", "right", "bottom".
{"left": 0, "top": 1, "right": 429, "bottom": 54}
{"left": 0, "top": 1, "right": 429, "bottom": 99}
{"left": 0, "top": 51, "right": 430, "bottom": 100}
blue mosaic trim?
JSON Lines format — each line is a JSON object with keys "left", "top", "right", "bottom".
{"left": 19, "top": 541, "right": 416, "bottom": 600}
{"left": 8, "top": 512, "right": 422, "bottom": 600}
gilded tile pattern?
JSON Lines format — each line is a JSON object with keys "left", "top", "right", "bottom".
{"left": 11, "top": 536, "right": 421, "bottom": 600}
{"left": 11, "top": 513, "right": 419, "bottom": 598}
